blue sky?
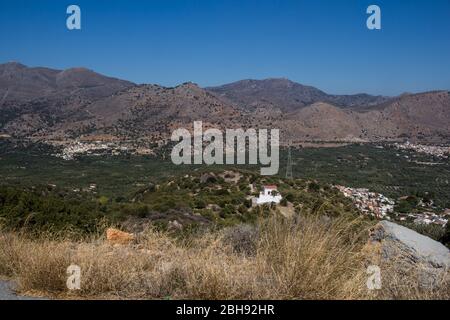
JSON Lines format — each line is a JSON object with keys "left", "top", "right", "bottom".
{"left": 0, "top": 0, "right": 449, "bottom": 95}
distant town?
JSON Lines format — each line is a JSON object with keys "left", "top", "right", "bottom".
{"left": 53, "top": 140, "right": 155, "bottom": 160}
{"left": 336, "top": 185, "right": 395, "bottom": 219}
{"left": 393, "top": 142, "right": 450, "bottom": 158}
{"left": 336, "top": 185, "right": 448, "bottom": 228}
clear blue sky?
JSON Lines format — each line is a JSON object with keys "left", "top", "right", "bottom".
{"left": 0, "top": 0, "right": 449, "bottom": 95}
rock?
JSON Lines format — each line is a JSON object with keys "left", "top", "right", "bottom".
{"left": 206, "top": 204, "right": 221, "bottom": 212}
{"left": 168, "top": 220, "right": 183, "bottom": 231}
{"left": 0, "top": 281, "right": 49, "bottom": 300}
{"left": 106, "top": 228, "right": 135, "bottom": 245}
{"left": 367, "top": 221, "right": 450, "bottom": 288}
{"left": 369, "top": 221, "right": 450, "bottom": 267}
{"left": 200, "top": 173, "right": 216, "bottom": 184}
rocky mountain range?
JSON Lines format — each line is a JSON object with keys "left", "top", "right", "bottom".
{"left": 207, "top": 78, "right": 391, "bottom": 112}
{"left": 0, "top": 62, "right": 449, "bottom": 145}
{"left": 0, "top": 62, "right": 133, "bottom": 102}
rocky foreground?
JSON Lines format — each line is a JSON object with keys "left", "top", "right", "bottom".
{"left": 366, "top": 221, "right": 449, "bottom": 289}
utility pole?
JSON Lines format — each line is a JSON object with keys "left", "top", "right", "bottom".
{"left": 286, "top": 143, "right": 293, "bottom": 180}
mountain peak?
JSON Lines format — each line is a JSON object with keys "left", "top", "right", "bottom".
{"left": 207, "top": 78, "right": 395, "bottom": 112}
{"left": 226, "top": 78, "right": 296, "bottom": 86}
{"left": 174, "top": 82, "right": 204, "bottom": 94}
{"left": 262, "top": 77, "right": 294, "bottom": 83}
{"left": 63, "top": 67, "right": 92, "bottom": 72}
{"left": 0, "top": 61, "right": 27, "bottom": 71}
{"left": 0, "top": 62, "right": 135, "bottom": 103}
{"left": 178, "top": 81, "right": 200, "bottom": 88}
{"left": 207, "top": 78, "right": 328, "bottom": 112}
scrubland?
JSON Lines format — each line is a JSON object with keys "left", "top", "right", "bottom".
{"left": 0, "top": 215, "right": 448, "bottom": 300}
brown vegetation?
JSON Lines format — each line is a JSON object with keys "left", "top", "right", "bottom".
{"left": 0, "top": 216, "right": 448, "bottom": 300}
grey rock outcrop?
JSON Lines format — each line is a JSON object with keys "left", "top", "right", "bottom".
{"left": 367, "top": 220, "right": 449, "bottom": 288}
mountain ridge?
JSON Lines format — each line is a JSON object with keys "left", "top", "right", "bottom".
{"left": 1, "top": 62, "right": 449, "bottom": 145}
{"left": 206, "top": 78, "right": 392, "bottom": 112}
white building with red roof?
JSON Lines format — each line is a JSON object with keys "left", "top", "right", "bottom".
{"left": 256, "top": 185, "right": 282, "bottom": 205}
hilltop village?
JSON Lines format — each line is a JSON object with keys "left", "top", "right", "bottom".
{"left": 335, "top": 185, "right": 448, "bottom": 228}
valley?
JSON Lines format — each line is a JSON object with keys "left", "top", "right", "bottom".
{"left": 1, "top": 62, "right": 449, "bottom": 244}
{"left": 0, "top": 139, "right": 448, "bottom": 245}
{"left": 0, "top": 62, "right": 449, "bottom": 300}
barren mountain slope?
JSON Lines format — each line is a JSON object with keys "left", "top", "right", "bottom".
{"left": 207, "top": 78, "right": 390, "bottom": 112}
{"left": 42, "top": 82, "right": 247, "bottom": 141}
{"left": 0, "top": 62, "right": 134, "bottom": 103}
{"left": 278, "top": 91, "right": 450, "bottom": 143}
{"left": 1, "top": 63, "right": 449, "bottom": 144}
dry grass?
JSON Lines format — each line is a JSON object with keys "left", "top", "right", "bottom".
{"left": 0, "top": 216, "right": 448, "bottom": 300}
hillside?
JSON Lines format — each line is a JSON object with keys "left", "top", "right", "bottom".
{"left": 207, "top": 78, "right": 391, "bottom": 112}
{"left": 0, "top": 63, "right": 135, "bottom": 138}
{"left": 1, "top": 63, "right": 449, "bottom": 144}
{"left": 40, "top": 82, "right": 245, "bottom": 142}
{"left": 0, "top": 170, "right": 448, "bottom": 300}
{"left": 280, "top": 91, "right": 450, "bottom": 143}
{"left": 0, "top": 168, "right": 358, "bottom": 232}
{"left": 0, "top": 62, "right": 134, "bottom": 103}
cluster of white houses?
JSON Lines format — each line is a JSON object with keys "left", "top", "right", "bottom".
{"left": 393, "top": 142, "right": 450, "bottom": 158}
{"left": 250, "top": 184, "right": 449, "bottom": 228}
{"left": 54, "top": 141, "right": 153, "bottom": 160}
{"left": 396, "top": 211, "right": 449, "bottom": 227}
{"left": 336, "top": 185, "right": 395, "bottom": 218}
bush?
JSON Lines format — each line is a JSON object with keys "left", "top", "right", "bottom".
{"left": 194, "top": 199, "right": 206, "bottom": 209}
{"left": 285, "top": 193, "right": 295, "bottom": 202}
{"left": 0, "top": 186, "right": 109, "bottom": 233}
{"left": 401, "top": 222, "right": 446, "bottom": 243}
{"left": 308, "top": 182, "right": 321, "bottom": 192}
{"left": 221, "top": 224, "right": 259, "bottom": 256}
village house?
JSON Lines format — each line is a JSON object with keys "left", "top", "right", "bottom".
{"left": 256, "top": 185, "right": 282, "bottom": 205}
{"left": 336, "top": 185, "right": 394, "bottom": 218}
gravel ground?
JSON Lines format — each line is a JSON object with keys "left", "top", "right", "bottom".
{"left": 0, "top": 281, "right": 48, "bottom": 300}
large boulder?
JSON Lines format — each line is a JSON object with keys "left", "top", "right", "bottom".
{"left": 366, "top": 221, "right": 450, "bottom": 288}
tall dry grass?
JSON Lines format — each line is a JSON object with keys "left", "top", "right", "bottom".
{"left": 0, "top": 216, "right": 448, "bottom": 300}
